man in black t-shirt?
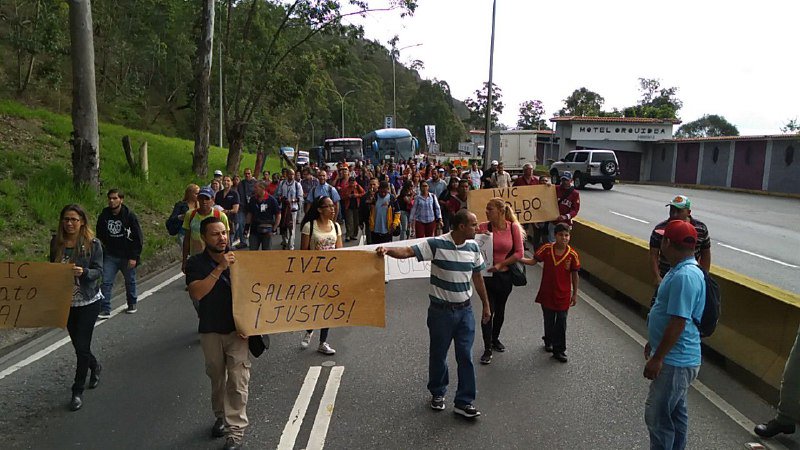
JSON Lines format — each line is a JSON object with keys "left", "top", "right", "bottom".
{"left": 185, "top": 217, "right": 248, "bottom": 450}
{"left": 245, "top": 181, "right": 281, "bottom": 251}
{"left": 648, "top": 195, "right": 711, "bottom": 304}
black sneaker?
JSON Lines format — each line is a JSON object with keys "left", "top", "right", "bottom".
{"left": 754, "top": 419, "right": 796, "bottom": 438}
{"left": 454, "top": 403, "right": 481, "bottom": 418}
{"left": 211, "top": 417, "right": 225, "bottom": 438}
{"left": 430, "top": 395, "right": 445, "bottom": 411}
{"left": 491, "top": 340, "right": 506, "bottom": 352}
{"left": 69, "top": 395, "right": 82, "bottom": 412}
{"left": 88, "top": 363, "right": 102, "bottom": 389}
{"left": 553, "top": 352, "right": 568, "bottom": 363}
{"left": 126, "top": 305, "right": 137, "bottom": 314}
{"left": 223, "top": 436, "right": 241, "bottom": 450}
{"left": 480, "top": 350, "right": 492, "bottom": 365}
{"left": 544, "top": 344, "right": 553, "bottom": 353}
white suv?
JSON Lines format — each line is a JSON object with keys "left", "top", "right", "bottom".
{"left": 549, "top": 149, "right": 619, "bottom": 190}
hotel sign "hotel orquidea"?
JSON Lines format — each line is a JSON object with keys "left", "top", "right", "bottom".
{"left": 570, "top": 123, "right": 673, "bottom": 141}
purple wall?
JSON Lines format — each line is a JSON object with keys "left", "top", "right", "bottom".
{"left": 731, "top": 140, "right": 766, "bottom": 190}
{"left": 675, "top": 143, "right": 700, "bottom": 184}
{"left": 616, "top": 151, "right": 642, "bottom": 181}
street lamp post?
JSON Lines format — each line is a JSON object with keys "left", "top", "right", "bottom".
{"left": 331, "top": 89, "right": 355, "bottom": 138}
{"left": 391, "top": 43, "right": 422, "bottom": 128}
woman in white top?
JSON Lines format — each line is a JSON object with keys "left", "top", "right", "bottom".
{"left": 299, "top": 196, "right": 342, "bottom": 355}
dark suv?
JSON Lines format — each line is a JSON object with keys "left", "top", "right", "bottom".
{"left": 549, "top": 149, "right": 619, "bottom": 190}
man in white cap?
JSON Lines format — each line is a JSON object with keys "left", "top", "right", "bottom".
{"left": 648, "top": 195, "right": 711, "bottom": 293}
{"left": 207, "top": 170, "right": 224, "bottom": 191}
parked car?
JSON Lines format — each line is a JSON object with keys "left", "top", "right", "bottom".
{"left": 549, "top": 149, "right": 619, "bottom": 190}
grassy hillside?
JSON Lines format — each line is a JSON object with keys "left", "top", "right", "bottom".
{"left": 0, "top": 100, "right": 279, "bottom": 264}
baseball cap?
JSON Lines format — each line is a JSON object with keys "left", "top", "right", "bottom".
{"left": 213, "top": 169, "right": 223, "bottom": 177}
{"left": 491, "top": 160, "right": 498, "bottom": 166}
{"left": 655, "top": 220, "right": 697, "bottom": 248}
{"left": 560, "top": 171, "right": 573, "bottom": 180}
{"left": 666, "top": 195, "right": 691, "bottom": 209}
{"left": 437, "top": 167, "right": 445, "bottom": 172}
{"left": 198, "top": 187, "right": 214, "bottom": 199}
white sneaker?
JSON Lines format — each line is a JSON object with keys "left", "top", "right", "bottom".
{"left": 318, "top": 342, "right": 336, "bottom": 355}
{"left": 301, "top": 331, "right": 313, "bottom": 349}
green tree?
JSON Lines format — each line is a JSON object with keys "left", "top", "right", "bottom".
{"left": 675, "top": 114, "right": 739, "bottom": 138}
{"left": 464, "top": 82, "right": 503, "bottom": 129}
{"left": 218, "top": 0, "right": 417, "bottom": 175}
{"left": 517, "top": 99, "right": 549, "bottom": 130}
{"left": 781, "top": 118, "right": 800, "bottom": 134}
{"left": 407, "top": 79, "right": 466, "bottom": 152}
{"left": 623, "top": 78, "right": 682, "bottom": 119}
{"left": 557, "top": 87, "right": 605, "bottom": 116}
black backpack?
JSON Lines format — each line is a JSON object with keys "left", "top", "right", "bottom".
{"left": 696, "top": 267, "right": 721, "bottom": 338}
{"left": 166, "top": 202, "right": 188, "bottom": 236}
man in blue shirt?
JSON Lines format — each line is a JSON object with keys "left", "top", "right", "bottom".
{"left": 644, "top": 220, "right": 706, "bottom": 450}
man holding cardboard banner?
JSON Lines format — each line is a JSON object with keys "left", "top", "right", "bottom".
{"left": 376, "top": 209, "right": 490, "bottom": 419}
{"left": 229, "top": 250, "right": 385, "bottom": 336}
{"left": 468, "top": 184, "right": 559, "bottom": 225}
{"left": 185, "top": 216, "right": 248, "bottom": 450}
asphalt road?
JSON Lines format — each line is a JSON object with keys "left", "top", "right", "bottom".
{"left": 0, "top": 255, "right": 794, "bottom": 449}
{"left": 576, "top": 183, "right": 800, "bottom": 295}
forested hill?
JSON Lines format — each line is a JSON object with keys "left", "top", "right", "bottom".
{"left": 0, "top": 1, "right": 468, "bottom": 153}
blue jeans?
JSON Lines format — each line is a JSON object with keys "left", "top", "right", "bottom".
{"left": 101, "top": 254, "right": 137, "bottom": 312}
{"left": 644, "top": 363, "right": 700, "bottom": 450}
{"left": 427, "top": 303, "right": 476, "bottom": 406}
{"left": 236, "top": 211, "right": 246, "bottom": 242}
{"left": 399, "top": 211, "right": 410, "bottom": 240}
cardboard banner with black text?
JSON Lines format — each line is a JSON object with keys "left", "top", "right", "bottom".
{"left": 230, "top": 251, "right": 385, "bottom": 335}
{"left": 468, "top": 184, "right": 559, "bottom": 224}
{"left": 0, "top": 261, "right": 74, "bottom": 329}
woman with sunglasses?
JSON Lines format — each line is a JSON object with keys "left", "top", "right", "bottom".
{"left": 49, "top": 204, "right": 104, "bottom": 411}
{"left": 298, "top": 196, "right": 342, "bottom": 355}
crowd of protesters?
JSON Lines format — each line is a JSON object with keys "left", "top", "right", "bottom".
{"left": 47, "top": 150, "right": 734, "bottom": 450}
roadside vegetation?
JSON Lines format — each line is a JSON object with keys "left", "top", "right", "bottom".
{"left": 0, "top": 100, "right": 274, "bottom": 263}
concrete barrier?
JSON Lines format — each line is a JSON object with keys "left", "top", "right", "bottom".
{"left": 571, "top": 218, "right": 800, "bottom": 390}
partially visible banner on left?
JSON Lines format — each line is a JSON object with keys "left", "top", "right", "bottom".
{"left": 0, "top": 262, "right": 73, "bottom": 329}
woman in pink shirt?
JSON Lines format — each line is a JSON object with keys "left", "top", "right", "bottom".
{"left": 477, "top": 197, "right": 525, "bottom": 365}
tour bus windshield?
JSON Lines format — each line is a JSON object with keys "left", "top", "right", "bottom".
{"left": 324, "top": 138, "right": 363, "bottom": 162}
{"left": 363, "top": 128, "right": 419, "bottom": 162}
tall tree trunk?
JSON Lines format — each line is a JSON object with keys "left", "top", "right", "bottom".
{"left": 192, "top": 0, "right": 215, "bottom": 177}
{"left": 68, "top": 0, "right": 100, "bottom": 190}
{"left": 226, "top": 122, "right": 247, "bottom": 175}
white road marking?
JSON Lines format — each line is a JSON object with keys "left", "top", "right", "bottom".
{"left": 578, "top": 290, "right": 789, "bottom": 450}
{"left": 717, "top": 242, "right": 799, "bottom": 269}
{"left": 0, "top": 272, "right": 183, "bottom": 381}
{"left": 277, "top": 366, "right": 322, "bottom": 450}
{"left": 306, "top": 366, "right": 345, "bottom": 450}
{"left": 609, "top": 210, "right": 650, "bottom": 224}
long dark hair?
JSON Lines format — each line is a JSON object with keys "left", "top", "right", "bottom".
{"left": 54, "top": 204, "right": 94, "bottom": 262}
{"left": 300, "top": 195, "right": 331, "bottom": 230}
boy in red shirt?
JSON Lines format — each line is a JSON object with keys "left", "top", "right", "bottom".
{"left": 520, "top": 223, "right": 580, "bottom": 362}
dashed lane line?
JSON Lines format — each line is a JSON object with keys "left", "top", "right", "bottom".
{"left": 609, "top": 210, "right": 650, "bottom": 224}
{"left": 0, "top": 273, "right": 183, "bottom": 381}
{"left": 717, "top": 242, "right": 799, "bottom": 269}
{"left": 306, "top": 366, "right": 345, "bottom": 450}
{"left": 577, "top": 290, "right": 789, "bottom": 450}
{"left": 277, "top": 366, "right": 322, "bottom": 450}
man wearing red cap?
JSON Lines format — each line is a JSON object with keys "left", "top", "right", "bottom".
{"left": 643, "top": 219, "right": 706, "bottom": 450}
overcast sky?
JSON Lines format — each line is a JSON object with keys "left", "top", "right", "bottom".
{"left": 345, "top": 0, "right": 800, "bottom": 135}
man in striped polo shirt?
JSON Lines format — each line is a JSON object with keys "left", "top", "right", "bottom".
{"left": 377, "top": 209, "right": 491, "bottom": 419}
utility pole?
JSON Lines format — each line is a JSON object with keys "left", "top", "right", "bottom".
{"left": 334, "top": 89, "right": 355, "bottom": 137}
{"left": 391, "top": 43, "right": 422, "bottom": 129}
{"left": 482, "top": 0, "right": 497, "bottom": 171}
